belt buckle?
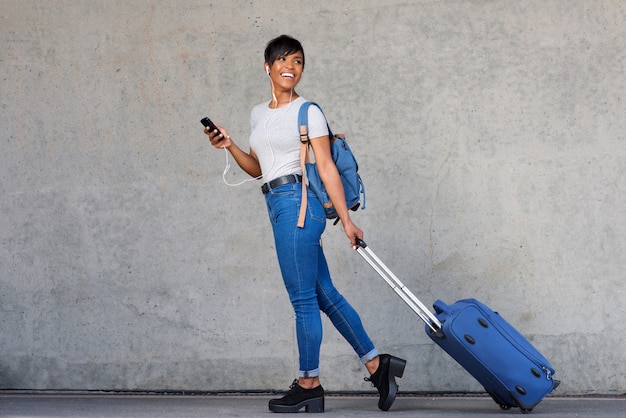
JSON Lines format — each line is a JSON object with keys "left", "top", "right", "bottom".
{"left": 262, "top": 174, "right": 300, "bottom": 195}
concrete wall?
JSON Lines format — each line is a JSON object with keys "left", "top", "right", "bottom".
{"left": 1, "top": 0, "right": 624, "bottom": 395}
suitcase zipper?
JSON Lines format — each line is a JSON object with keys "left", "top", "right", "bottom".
{"left": 543, "top": 367, "right": 553, "bottom": 381}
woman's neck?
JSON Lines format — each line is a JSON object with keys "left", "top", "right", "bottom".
{"left": 269, "top": 90, "right": 299, "bottom": 109}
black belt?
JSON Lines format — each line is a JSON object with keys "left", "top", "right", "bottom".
{"left": 261, "top": 174, "right": 302, "bottom": 194}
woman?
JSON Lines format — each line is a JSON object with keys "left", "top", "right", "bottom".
{"left": 205, "top": 35, "right": 406, "bottom": 413}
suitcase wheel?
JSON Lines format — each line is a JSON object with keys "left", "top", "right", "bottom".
{"left": 499, "top": 401, "right": 533, "bottom": 414}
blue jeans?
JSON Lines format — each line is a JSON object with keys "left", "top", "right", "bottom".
{"left": 264, "top": 181, "right": 378, "bottom": 377}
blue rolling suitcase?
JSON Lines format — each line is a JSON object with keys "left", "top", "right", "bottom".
{"left": 355, "top": 239, "right": 559, "bottom": 413}
{"left": 428, "top": 298, "right": 559, "bottom": 413}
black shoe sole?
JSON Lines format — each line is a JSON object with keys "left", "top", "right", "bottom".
{"left": 379, "top": 356, "right": 407, "bottom": 411}
{"left": 269, "top": 396, "right": 325, "bottom": 413}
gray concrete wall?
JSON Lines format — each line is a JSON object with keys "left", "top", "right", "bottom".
{"left": 1, "top": 0, "right": 624, "bottom": 395}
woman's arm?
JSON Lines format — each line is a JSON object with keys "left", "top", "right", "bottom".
{"left": 205, "top": 124, "right": 262, "bottom": 178}
{"left": 310, "top": 135, "right": 363, "bottom": 246}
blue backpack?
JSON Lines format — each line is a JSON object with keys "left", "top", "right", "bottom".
{"left": 296, "top": 101, "right": 365, "bottom": 227}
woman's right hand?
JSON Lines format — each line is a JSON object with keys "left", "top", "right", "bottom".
{"left": 204, "top": 122, "right": 262, "bottom": 178}
{"left": 204, "top": 123, "right": 232, "bottom": 149}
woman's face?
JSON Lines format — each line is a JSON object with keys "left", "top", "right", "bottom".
{"left": 267, "top": 51, "right": 304, "bottom": 90}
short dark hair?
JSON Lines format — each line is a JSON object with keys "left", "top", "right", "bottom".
{"left": 264, "top": 35, "right": 305, "bottom": 68}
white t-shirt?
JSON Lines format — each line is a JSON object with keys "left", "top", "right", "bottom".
{"left": 249, "top": 97, "right": 328, "bottom": 183}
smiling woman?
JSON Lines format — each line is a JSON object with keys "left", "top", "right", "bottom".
{"left": 264, "top": 37, "right": 304, "bottom": 109}
{"left": 203, "top": 34, "right": 406, "bottom": 414}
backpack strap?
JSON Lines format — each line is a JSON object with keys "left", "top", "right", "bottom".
{"left": 298, "top": 102, "right": 334, "bottom": 140}
{"left": 297, "top": 139, "right": 308, "bottom": 228}
{"left": 296, "top": 102, "right": 331, "bottom": 228}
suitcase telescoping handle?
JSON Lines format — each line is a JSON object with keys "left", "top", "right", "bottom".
{"left": 355, "top": 239, "right": 444, "bottom": 337}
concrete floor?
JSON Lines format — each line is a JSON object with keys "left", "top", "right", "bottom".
{"left": 1, "top": 393, "right": 624, "bottom": 417}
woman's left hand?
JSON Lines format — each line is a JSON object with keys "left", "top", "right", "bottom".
{"left": 342, "top": 219, "right": 363, "bottom": 249}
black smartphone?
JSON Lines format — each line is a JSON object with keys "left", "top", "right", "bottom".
{"left": 200, "top": 117, "right": 221, "bottom": 136}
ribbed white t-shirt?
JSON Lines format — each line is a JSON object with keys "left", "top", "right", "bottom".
{"left": 249, "top": 97, "right": 328, "bottom": 183}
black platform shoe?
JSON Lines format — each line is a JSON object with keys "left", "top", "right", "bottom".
{"left": 269, "top": 379, "right": 325, "bottom": 413}
{"left": 364, "top": 354, "right": 407, "bottom": 411}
